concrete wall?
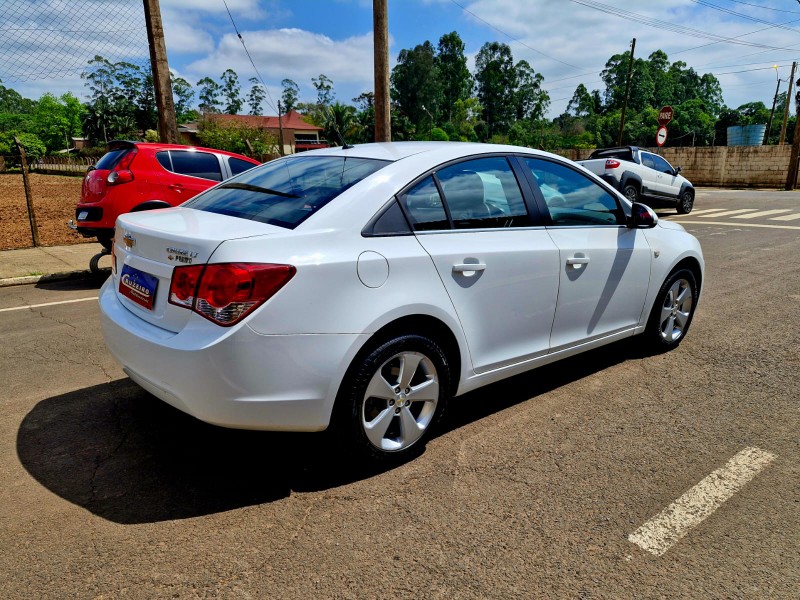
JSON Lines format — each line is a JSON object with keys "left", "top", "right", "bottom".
{"left": 555, "top": 145, "right": 793, "bottom": 189}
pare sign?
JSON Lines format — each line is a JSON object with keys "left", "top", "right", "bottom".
{"left": 658, "top": 106, "right": 674, "bottom": 126}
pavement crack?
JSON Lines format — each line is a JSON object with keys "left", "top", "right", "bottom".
{"left": 30, "top": 306, "right": 78, "bottom": 330}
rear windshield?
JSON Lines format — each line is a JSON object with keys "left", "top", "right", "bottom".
{"left": 184, "top": 155, "right": 391, "bottom": 229}
{"left": 95, "top": 148, "right": 130, "bottom": 170}
{"left": 588, "top": 148, "right": 633, "bottom": 162}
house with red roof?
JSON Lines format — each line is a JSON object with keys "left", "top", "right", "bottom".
{"left": 178, "top": 110, "right": 328, "bottom": 155}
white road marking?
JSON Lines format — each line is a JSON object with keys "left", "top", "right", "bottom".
{"left": 675, "top": 208, "right": 731, "bottom": 216}
{"left": 732, "top": 209, "right": 793, "bottom": 219}
{"left": 669, "top": 221, "right": 800, "bottom": 231}
{"left": 628, "top": 447, "right": 776, "bottom": 556}
{"left": 770, "top": 212, "right": 800, "bottom": 221}
{"left": 0, "top": 297, "right": 98, "bottom": 313}
{"left": 693, "top": 209, "right": 760, "bottom": 218}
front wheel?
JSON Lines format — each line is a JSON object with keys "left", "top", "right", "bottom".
{"left": 644, "top": 269, "right": 699, "bottom": 352}
{"left": 334, "top": 334, "right": 450, "bottom": 462}
{"left": 677, "top": 190, "right": 694, "bottom": 214}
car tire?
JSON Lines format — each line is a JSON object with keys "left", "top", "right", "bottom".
{"left": 643, "top": 268, "right": 699, "bottom": 353}
{"left": 334, "top": 334, "right": 450, "bottom": 462}
{"left": 623, "top": 183, "right": 639, "bottom": 203}
{"left": 677, "top": 190, "right": 694, "bottom": 214}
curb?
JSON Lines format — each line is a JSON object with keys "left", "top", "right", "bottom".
{"left": 0, "top": 268, "right": 110, "bottom": 288}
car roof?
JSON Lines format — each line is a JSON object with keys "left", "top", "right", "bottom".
{"left": 295, "top": 141, "right": 558, "bottom": 164}
{"left": 107, "top": 140, "right": 259, "bottom": 162}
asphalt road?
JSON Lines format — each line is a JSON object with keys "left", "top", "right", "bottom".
{"left": 1, "top": 189, "right": 798, "bottom": 599}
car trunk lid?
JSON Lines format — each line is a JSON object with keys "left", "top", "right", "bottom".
{"left": 112, "top": 207, "right": 285, "bottom": 332}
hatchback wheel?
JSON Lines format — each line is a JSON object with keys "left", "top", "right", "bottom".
{"left": 336, "top": 334, "right": 450, "bottom": 461}
{"left": 645, "top": 269, "right": 698, "bottom": 352}
{"left": 677, "top": 190, "right": 694, "bottom": 214}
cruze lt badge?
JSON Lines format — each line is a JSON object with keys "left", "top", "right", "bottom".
{"left": 166, "top": 246, "right": 198, "bottom": 264}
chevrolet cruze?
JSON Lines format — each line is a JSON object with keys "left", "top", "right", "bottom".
{"left": 99, "top": 142, "right": 703, "bottom": 461}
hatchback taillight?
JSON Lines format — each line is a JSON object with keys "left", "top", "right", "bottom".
{"left": 107, "top": 149, "right": 137, "bottom": 186}
{"left": 168, "top": 263, "right": 296, "bottom": 326}
{"left": 605, "top": 159, "right": 621, "bottom": 169}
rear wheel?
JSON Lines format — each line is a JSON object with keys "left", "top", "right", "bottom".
{"left": 644, "top": 269, "right": 698, "bottom": 352}
{"left": 677, "top": 190, "right": 694, "bottom": 214}
{"left": 623, "top": 183, "right": 639, "bottom": 203}
{"left": 335, "top": 334, "right": 450, "bottom": 462}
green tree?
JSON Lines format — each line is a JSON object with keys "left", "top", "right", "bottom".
{"left": 323, "top": 102, "right": 359, "bottom": 145}
{"left": 197, "top": 116, "right": 278, "bottom": 159}
{"left": 171, "top": 75, "right": 195, "bottom": 122}
{"left": 197, "top": 77, "right": 222, "bottom": 113}
{"left": 247, "top": 77, "right": 266, "bottom": 115}
{"left": 281, "top": 79, "right": 299, "bottom": 113}
{"left": 0, "top": 80, "right": 36, "bottom": 113}
{"left": 32, "top": 92, "right": 84, "bottom": 152}
{"left": 221, "top": 69, "right": 243, "bottom": 114}
{"left": 514, "top": 59, "right": 549, "bottom": 121}
{"left": 567, "top": 84, "right": 595, "bottom": 118}
{"left": 352, "top": 92, "right": 375, "bottom": 143}
{"left": 312, "top": 74, "right": 335, "bottom": 106}
{"left": 436, "top": 31, "right": 472, "bottom": 122}
{"left": 391, "top": 40, "right": 442, "bottom": 132}
{"left": 474, "top": 42, "right": 517, "bottom": 138}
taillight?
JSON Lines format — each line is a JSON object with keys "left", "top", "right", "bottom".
{"left": 605, "top": 159, "right": 621, "bottom": 169}
{"left": 168, "top": 263, "right": 296, "bottom": 326}
{"left": 107, "top": 149, "right": 137, "bottom": 186}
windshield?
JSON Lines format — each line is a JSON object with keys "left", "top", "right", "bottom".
{"left": 184, "top": 155, "right": 391, "bottom": 229}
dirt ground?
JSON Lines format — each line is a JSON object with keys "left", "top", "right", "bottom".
{"left": 0, "top": 173, "right": 90, "bottom": 251}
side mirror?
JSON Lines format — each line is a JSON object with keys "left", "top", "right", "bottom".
{"left": 674, "top": 166, "right": 682, "bottom": 175}
{"left": 630, "top": 202, "right": 658, "bottom": 229}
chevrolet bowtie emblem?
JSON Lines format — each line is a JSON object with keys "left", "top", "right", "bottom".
{"left": 123, "top": 233, "right": 136, "bottom": 249}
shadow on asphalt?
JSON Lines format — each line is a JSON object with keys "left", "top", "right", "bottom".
{"left": 34, "top": 274, "right": 109, "bottom": 292}
{"left": 17, "top": 339, "right": 641, "bottom": 524}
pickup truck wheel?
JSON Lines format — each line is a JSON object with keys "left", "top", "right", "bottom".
{"left": 677, "top": 190, "right": 694, "bottom": 214}
{"left": 623, "top": 184, "right": 639, "bottom": 203}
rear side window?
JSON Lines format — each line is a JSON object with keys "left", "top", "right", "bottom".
{"left": 641, "top": 153, "right": 655, "bottom": 169}
{"left": 400, "top": 176, "right": 449, "bottom": 231}
{"left": 229, "top": 157, "right": 257, "bottom": 175}
{"left": 184, "top": 155, "right": 390, "bottom": 229}
{"left": 95, "top": 148, "right": 130, "bottom": 170}
{"left": 436, "top": 157, "right": 531, "bottom": 229}
{"left": 169, "top": 151, "right": 222, "bottom": 181}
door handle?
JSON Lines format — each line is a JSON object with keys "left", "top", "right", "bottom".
{"left": 453, "top": 263, "right": 486, "bottom": 273}
{"left": 566, "top": 256, "right": 590, "bottom": 267}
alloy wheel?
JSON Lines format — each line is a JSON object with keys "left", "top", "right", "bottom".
{"left": 361, "top": 351, "right": 439, "bottom": 452}
{"left": 659, "top": 278, "right": 693, "bottom": 342}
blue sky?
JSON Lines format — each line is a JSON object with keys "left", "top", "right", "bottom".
{"left": 3, "top": 0, "right": 800, "bottom": 118}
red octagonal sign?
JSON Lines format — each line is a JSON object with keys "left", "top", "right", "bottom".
{"left": 658, "top": 105, "right": 674, "bottom": 126}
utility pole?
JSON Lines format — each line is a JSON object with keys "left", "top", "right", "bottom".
{"left": 373, "top": 0, "right": 390, "bottom": 142}
{"left": 780, "top": 62, "right": 796, "bottom": 145}
{"left": 765, "top": 66, "right": 782, "bottom": 145}
{"left": 785, "top": 77, "right": 800, "bottom": 190}
{"left": 143, "top": 0, "right": 179, "bottom": 144}
{"left": 277, "top": 101, "right": 285, "bottom": 156}
{"left": 617, "top": 38, "right": 636, "bottom": 146}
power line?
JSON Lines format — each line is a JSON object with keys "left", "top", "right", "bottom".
{"left": 448, "top": 0, "right": 583, "bottom": 70}
{"left": 221, "top": 0, "right": 278, "bottom": 114}
{"left": 686, "top": 0, "right": 800, "bottom": 33}
{"left": 565, "top": 0, "right": 800, "bottom": 52}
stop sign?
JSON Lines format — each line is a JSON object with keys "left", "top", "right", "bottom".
{"left": 658, "top": 106, "right": 674, "bottom": 127}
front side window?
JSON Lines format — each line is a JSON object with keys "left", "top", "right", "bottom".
{"left": 651, "top": 154, "right": 674, "bottom": 174}
{"left": 436, "top": 157, "right": 532, "bottom": 229}
{"left": 641, "top": 153, "right": 656, "bottom": 169}
{"left": 184, "top": 155, "right": 390, "bottom": 229}
{"left": 523, "top": 158, "right": 624, "bottom": 226}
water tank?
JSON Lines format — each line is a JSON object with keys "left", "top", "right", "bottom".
{"left": 727, "top": 124, "right": 767, "bottom": 146}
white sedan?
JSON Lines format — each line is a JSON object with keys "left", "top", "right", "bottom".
{"left": 99, "top": 142, "right": 703, "bottom": 461}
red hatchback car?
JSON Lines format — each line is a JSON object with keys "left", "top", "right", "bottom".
{"left": 73, "top": 141, "right": 260, "bottom": 250}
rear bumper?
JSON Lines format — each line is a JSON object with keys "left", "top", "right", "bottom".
{"left": 99, "top": 278, "right": 368, "bottom": 431}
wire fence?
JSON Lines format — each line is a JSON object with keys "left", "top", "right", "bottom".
{"left": 0, "top": 0, "right": 149, "bottom": 83}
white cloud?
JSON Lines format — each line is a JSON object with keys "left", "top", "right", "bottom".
{"left": 185, "top": 28, "right": 378, "bottom": 103}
